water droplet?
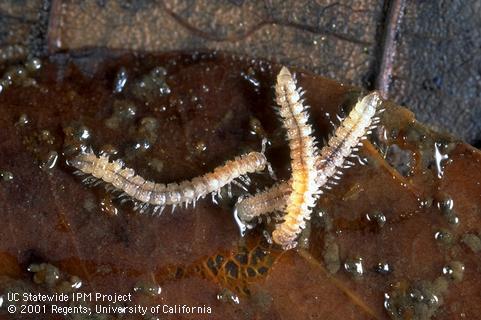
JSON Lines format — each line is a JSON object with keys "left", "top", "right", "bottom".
{"left": 217, "top": 288, "right": 240, "bottom": 305}
{"left": 28, "top": 263, "right": 60, "bottom": 287}
{"left": 0, "top": 81, "right": 6, "bottom": 94}
{"left": 0, "top": 171, "right": 14, "bottom": 182}
{"left": 201, "top": 84, "right": 209, "bottom": 93}
{"left": 241, "top": 67, "right": 260, "bottom": 91}
{"left": 233, "top": 207, "right": 249, "bottom": 237}
{"left": 70, "top": 276, "right": 83, "bottom": 289}
{"left": 99, "top": 144, "right": 118, "bottom": 156}
{"left": 132, "top": 139, "right": 151, "bottom": 152}
{"left": 194, "top": 141, "right": 207, "bottom": 153}
{"left": 249, "top": 117, "right": 265, "bottom": 136}
{"left": 40, "top": 151, "right": 59, "bottom": 170}
{"left": 436, "top": 197, "right": 454, "bottom": 212}
{"left": 366, "top": 211, "right": 386, "bottom": 227}
{"left": 77, "top": 126, "right": 91, "bottom": 141}
{"left": 25, "top": 58, "right": 42, "bottom": 72}
{"left": 16, "top": 113, "right": 29, "bottom": 126}
{"left": 434, "top": 229, "right": 454, "bottom": 245}
{"left": 133, "top": 282, "right": 162, "bottom": 296}
{"left": 436, "top": 196, "right": 459, "bottom": 225}
{"left": 100, "top": 195, "right": 118, "bottom": 216}
{"left": 442, "top": 261, "right": 465, "bottom": 282}
{"left": 434, "top": 143, "right": 449, "bottom": 178}
{"left": 4, "top": 65, "right": 27, "bottom": 83}
{"left": 113, "top": 67, "right": 128, "bottom": 93}
{"left": 114, "top": 100, "right": 137, "bottom": 119}
{"left": 344, "top": 257, "right": 364, "bottom": 277}
{"left": 262, "top": 230, "right": 273, "bottom": 244}
{"left": 375, "top": 262, "right": 392, "bottom": 275}
{"left": 132, "top": 66, "right": 170, "bottom": 100}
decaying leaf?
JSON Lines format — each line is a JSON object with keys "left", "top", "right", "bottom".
{"left": 0, "top": 51, "right": 480, "bottom": 319}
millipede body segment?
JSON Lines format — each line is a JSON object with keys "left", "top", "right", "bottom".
{"left": 69, "top": 149, "right": 268, "bottom": 214}
{"left": 271, "top": 67, "right": 321, "bottom": 249}
{"left": 235, "top": 181, "right": 292, "bottom": 223}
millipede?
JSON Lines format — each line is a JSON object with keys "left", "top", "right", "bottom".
{"left": 235, "top": 180, "right": 292, "bottom": 223}
{"left": 315, "top": 91, "right": 383, "bottom": 188}
{"left": 235, "top": 69, "right": 384, "bottom": 249}
{"left": 69, "top": 65, "right": 384, "bottom": 251}
{"left": 271, "top": 66, "right": 322, "bottom": 249}
{"left": 69, "top": 145, "right": 270, "bottom": 214}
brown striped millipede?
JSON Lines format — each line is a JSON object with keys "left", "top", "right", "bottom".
{"left": 235, "top": 68, "right": 384, "bottom": 249}
{"left": 69, "top": 143, "right": 271, "bottom": 214}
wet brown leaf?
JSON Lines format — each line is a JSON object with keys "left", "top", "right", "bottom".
{"left": 0, "top": 51, "right": 480, "bottom": 319}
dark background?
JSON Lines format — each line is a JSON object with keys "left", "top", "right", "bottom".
{"left": 1, "top": 0, "right": 480, "bottom": 145}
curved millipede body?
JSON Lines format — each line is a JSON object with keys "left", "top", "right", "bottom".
{"left": 69, "top": 148, "right": 269, "bottom": 214}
